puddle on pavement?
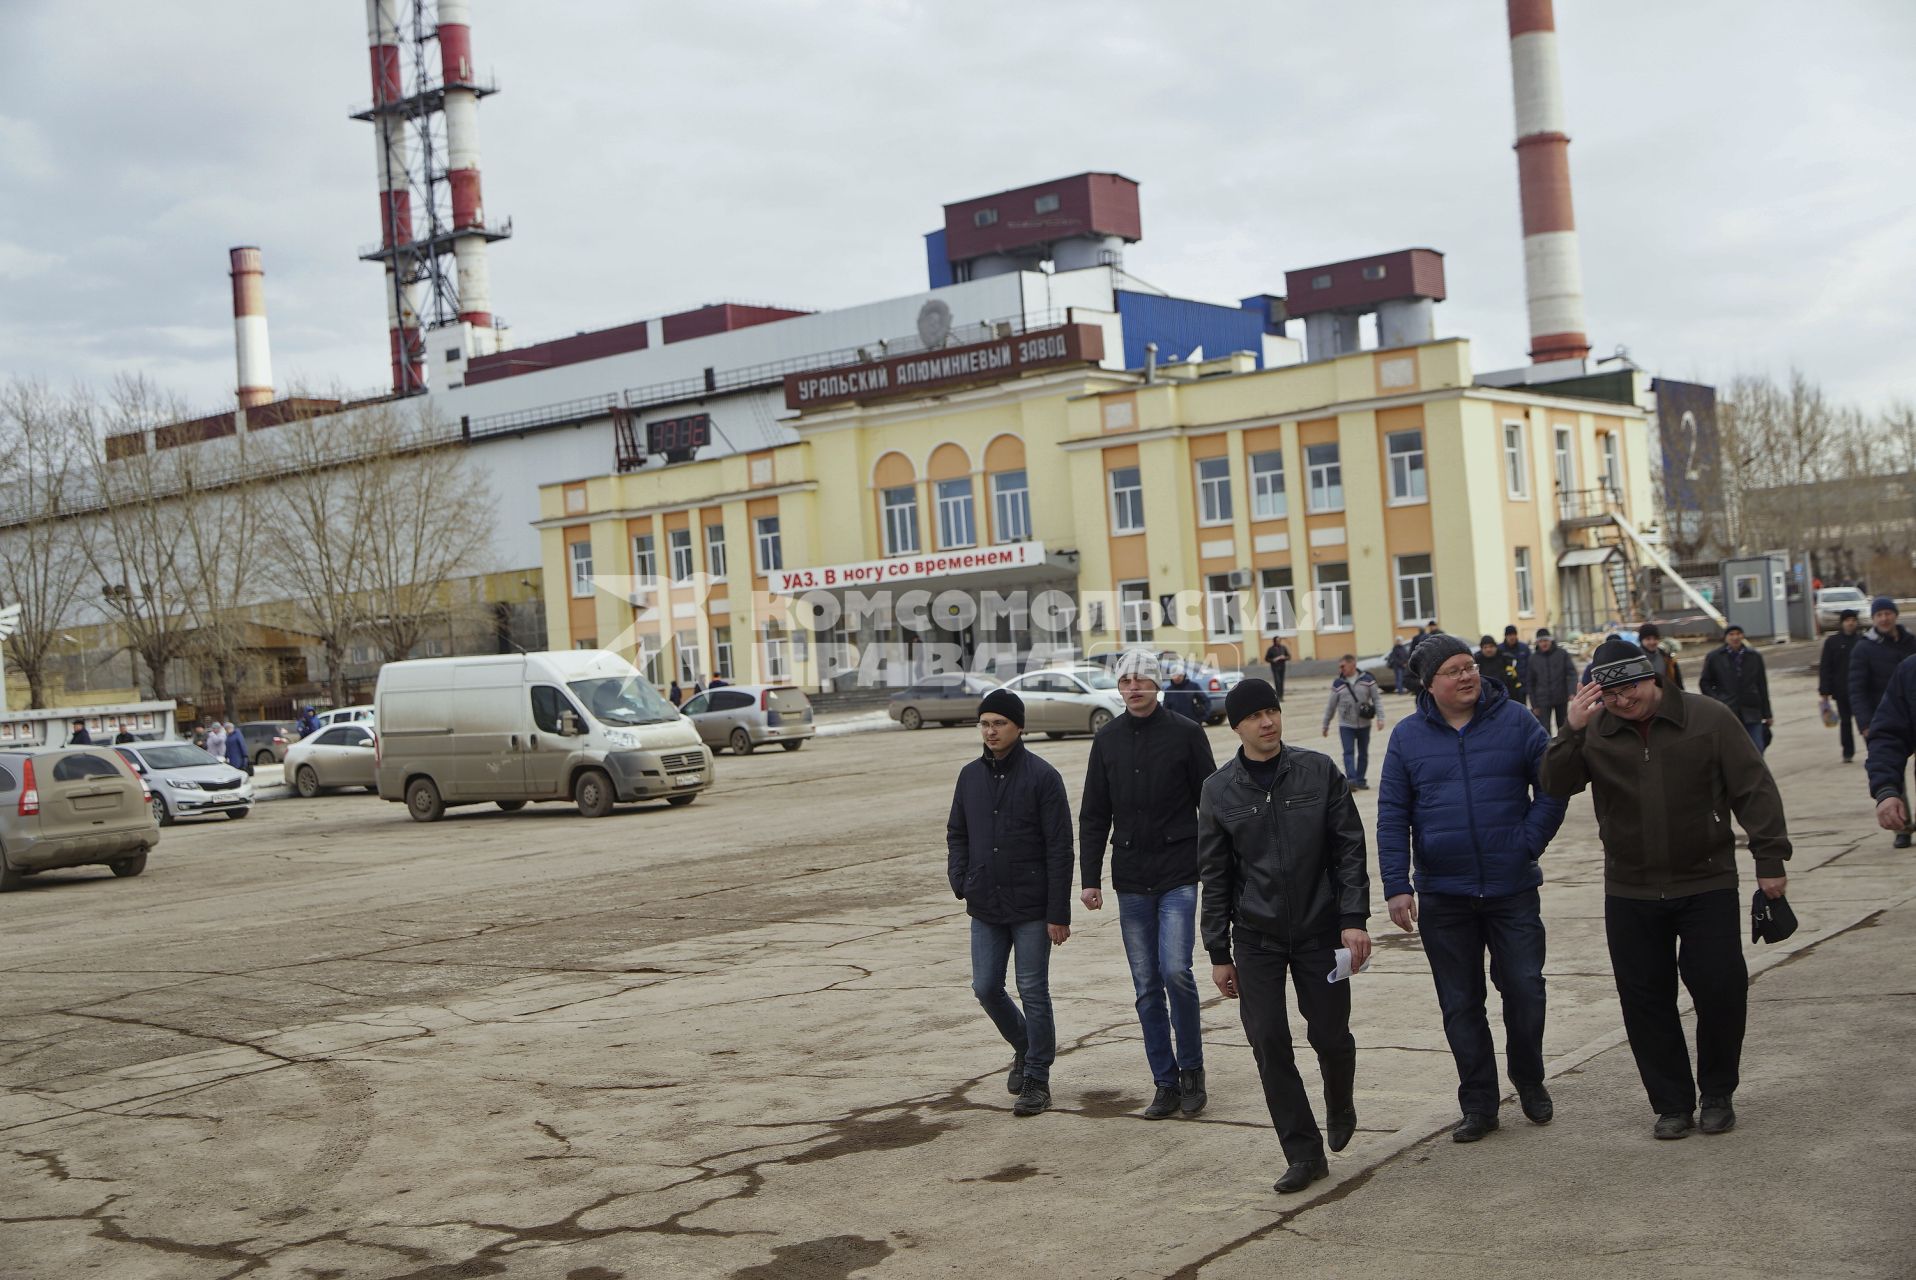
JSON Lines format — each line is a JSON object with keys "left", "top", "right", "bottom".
{"left": 1071, "top": 1088, "right": 1144, "bottom": 1118}
{"left": 783, "top": 1111, "right": 955, "bottom": 1165}
{"left": 957, "top": 1162, "right": 1043, "bottom": 1183}
{"left": 730, "top": 1234, "right": 892, "bottom": 1280}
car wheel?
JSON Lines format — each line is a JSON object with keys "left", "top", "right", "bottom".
{"left": 1089, "top": 709, "right": 1113, "bottom": 734}
{"left": 406, "top": 776, "right": 445, "bottom": 823}
{"left": 253, "top": 749, "right": 275, "bottom": 768}
{"left": 666, "top": 793, "right": 697, "bottom": 807}
{"left": 899, "top": 707, "right": 923, "bottom": 731}
{"left": 0, "top": 848, "right": 24, "bottom": 893}
{"left": 1045, "top": 731, "right": 1066, "bottom": 741}
{"left": 154, "top": 794, "right": 176, "bottom": 827}
{"left": 496, "top": 800, "right": 527, "bottom": 812}
{"left": 110, "top": 852, "right": 148, "bottom": 878}
{"left": 295, "top": 765, "right": 322, "bottom": 798}
{"left": 575, "top": 768, "right": 615, "bottom": 818}
{"left": 780, "top": 740, "right": 803, "bottom": 752}
{"left": 224, "top": 808, "right": 250, "bottom": 821}
{"left": 729, "top": 728, "right": 754, "bottom": 756}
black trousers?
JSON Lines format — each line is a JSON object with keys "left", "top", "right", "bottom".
{"left": 1534, "top": 702, "right": 1568, "bottom": 733}
{"left": 1604, "top": 889, "right": 1747, "bottom": 1115}
{"left": 1835, "top": 695, "right": 1861, "bottom": 760}
{"left": 1269, "top": 664, "right": 1287, "bottom": 703}
{"left": 1234, "top": 930, "right": 1354, "bottom": 1165}
{"left": 1419, "top": 889, "right": 1547, "bottom": 1116}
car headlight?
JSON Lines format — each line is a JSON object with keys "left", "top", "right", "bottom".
{"left": 172, "top": 780, "right": 200, "bottom": 791}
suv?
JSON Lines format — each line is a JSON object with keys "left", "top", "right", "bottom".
{"left": 888, "top": 674, "right": 1005, "bottom": 730}
{"left": 0, "top": 747, "right": 159, "bottom": 890}
{"left": 680, "top": 684, "right": 816, "bottom": 754}
{"left": 238, "top": 721, "right": 296, "bottom": 767}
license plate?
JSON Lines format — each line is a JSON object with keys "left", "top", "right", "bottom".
{"left": 206, "top": 792, "right": 234, "bottom": 803}
{"left": 672, "top": 773, "right": 702, "bottom": 787}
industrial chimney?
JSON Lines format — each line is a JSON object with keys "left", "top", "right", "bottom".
{"left": 1507, "top": 0, "right": 1590, "bottom": 364}
{"left": 365, "top": 0, "right": 424, "bottom": 394}
{"left": 228, "top": 246, "right": 274, "bottom": 409}
{"left": 437, "top": 0, "right": 498, "bottom": 356}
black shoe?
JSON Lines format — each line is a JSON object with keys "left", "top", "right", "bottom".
{"left": 1895, "top": 832, "right": 1912, "bottom": 849}
{"left": 1012, "top": 1081, "right": 1051, "bottom": 1117}
{"left": 1452, "top": 1113, "right": 1499, "bottom": 1143}
{"left": 1005, "top": 1054, "right": 1025, "bottom": 1096}
{"left": 1141, "top": 1085, "right": 1180, "bottom": 1120}
{"left": 1699, "top": 1096, "right": 1736, "bottom": 1135}
{"left": 1842, "top": 755, "right": 1854, "bottom": 764}
{"left": 1348, "top": 779, "right": 1369, "bottom": 791}
{"left": 1518, "top": 1084, "right": 1554, "bottom": 1125}
{"left": 1273, "top": 1158, "right": 1329, "bottom": 1194}
{"left": 1178, "top": 1068, "right": 1207, "bottom": 1116}
{"left": 1326, "top": 1107, "right": 1357, "bottom": 1153}
{"left": 1654, "top": 1111, "right": 1695, "bottom": 1140}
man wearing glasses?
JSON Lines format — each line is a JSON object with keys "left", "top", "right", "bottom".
{"left": 1540, "top": 639, "right": 1791, "bottom": 1140}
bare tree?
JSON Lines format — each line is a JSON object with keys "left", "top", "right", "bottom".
{"left": 0, "top": 380, "right": 95, "bottom": 708}
{"left": 173, "top": 443, "right": 264, "bottom": 719}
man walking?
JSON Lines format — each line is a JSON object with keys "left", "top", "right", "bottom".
{"left": 1850, "top": 596, "right": 1916, "bottom": 847}
{"left": 1866, "top": 654, "right": 1916, "bottom": 842}
{"left": 1473, "top": 635, "right": 1524, "bottom": 703}
{"left": 947, "top": 688, "right": 1074, "bottom": 1117}
{"left": 1498, "top": 626, "right": 1531, "bottom": 707}
{"left": 1201, "top": 678, "right": 1371, "bottom": 1194}
{"left": 1080, "top": 649, "right": 1217, "bottom": 1119}
{"left": 1700, "top": 625, "right": 1773, "bottom": 752}
{"left": 1387, "top": 636, "right": 1413, "bottom": 696}
{"left": 1542, "top": 640, "right": 1790, "bottom": 1140}
{"left": 1377, "top": 635, "right": 1567, "bottom": 1142}
{"left": 1264, "top": 636, "right": 1291, "bottom": 704}
{"left": 1819, "top": 609, "right": 1864, "bottom": 764}
{"left": 1320, "top": 655, "right": 1385, "bottom": 790}
{"left": 1528, "top": 630, "right": 1576, "bottom": 732}
{"left": 1639, "top": 623, "right": 1683, "bottom": 690}
{"left": 1164, "top": 665, "right": 1207, "bottom": 724}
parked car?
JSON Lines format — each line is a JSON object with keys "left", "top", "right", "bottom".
{"left": 998, "top": 666, "right": 1125, "bottom": 738}
{"left": 238, "top": 721, "right": 296, "bottom": 767}
{"left": 0, "top": 747, "right": 159, "bottom": 890}
{"left": 315, "top": 705, "right": 375, "bottom": 728}
{"left": 284, "top": 722, "right": 379, "bottom": 797}
{"left": 114, "top": 741, "right": 255, "bottom": 825}
{"left": 679, "top": 684, "right": 815, "bottom": 754}
{"left": 373, "top": 649, "right": 713, "bottom": 821}
{"left": 1815, "top": 586, "right": 1871, "bottom": 632}
{"left": 888, "top": 673, "right": 1005, "bottom": 730}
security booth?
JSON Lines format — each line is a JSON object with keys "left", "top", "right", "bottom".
{"left": 1719, "top": 553, "right": 1790, "bottom": 640}
{"left": 0, "top": 701, "right": 180, "bottom": 748}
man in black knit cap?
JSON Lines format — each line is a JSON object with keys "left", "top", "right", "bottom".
{"left": 1199, "top": 677, "right": 1371, "bottom": 1194}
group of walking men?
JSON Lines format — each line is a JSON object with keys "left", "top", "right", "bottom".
{"left": 947, "top": 633, "right": 1793, "bottom": 1197}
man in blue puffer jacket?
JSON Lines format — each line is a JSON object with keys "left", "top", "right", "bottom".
{"left": 1377, "top": 634, "right": 1568, "bottom": 1143}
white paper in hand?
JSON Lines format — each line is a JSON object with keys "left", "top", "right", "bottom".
{"left": 1327, "top": 946, "right": 1372, "bottom": 984}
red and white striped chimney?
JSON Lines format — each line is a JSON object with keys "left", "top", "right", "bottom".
{"left": 1507, "top": 0, "right": 1590, "bottom": 364}
{"left": 367, "top": 0, "right": 424, "bottom": 392}
{"left": 228, "top": 246, "right": 274, "bottom": 409}
{"left": 437, "top": 0, "right": 497, "bottom": 356}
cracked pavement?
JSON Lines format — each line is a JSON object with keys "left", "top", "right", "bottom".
{"left": 2, "top": 652, "right": 1912, "bottom": 1278}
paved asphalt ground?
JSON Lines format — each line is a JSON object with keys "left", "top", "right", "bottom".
{"left": 2, "top": 650, "right": 1912, "bottom": 1278}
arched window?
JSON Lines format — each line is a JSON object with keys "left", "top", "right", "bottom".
{"left": 984, "top": 435, "right": 1030, "bottom": 544}
{"left": 927, "top": 444, "right": 975, "bottom": 549}
{"left": 873, "top": 451, "right": 920, "bottom": 556}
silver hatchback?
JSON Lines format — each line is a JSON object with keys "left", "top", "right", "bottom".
{"left": 680, "top": 684, "right": 816, "bottom": 755}
{"left": 0, "top": 747, "right": 159, "bottom": 890}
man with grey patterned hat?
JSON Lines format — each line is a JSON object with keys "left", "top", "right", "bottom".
{"left": 1080, "top": 647, "right": 1218, "bottom": 1119}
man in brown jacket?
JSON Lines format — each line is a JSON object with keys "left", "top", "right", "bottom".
{"left": 1540, "top": 639, "right": 1790, "bottom": 1141}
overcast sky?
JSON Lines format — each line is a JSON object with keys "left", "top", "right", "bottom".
{"left": 2, "top": 1, "right": 1911, "bottom": 418}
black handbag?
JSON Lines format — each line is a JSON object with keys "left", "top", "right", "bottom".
{"left": 1750, "top": 890, "right": 1797, "bottom": 945}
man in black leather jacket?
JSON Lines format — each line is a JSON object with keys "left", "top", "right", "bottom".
{"left": 1199, "top": 677, "right": 1372, "bottom": 1195}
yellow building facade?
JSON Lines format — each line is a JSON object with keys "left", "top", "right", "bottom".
{"left": 537, "top": 336, "right": 1651, "bottom": 688}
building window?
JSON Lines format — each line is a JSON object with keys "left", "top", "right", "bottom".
{"left": 1306, "top": 443, "right": 1343, "bottom": 513}
{"left": 713, "top": 627, "right": 733, "bottom": 679}
{"left": 1362, "top": 263, "right": 1387, "bottom": 281}
{"left": 1503, "top": 422, "right": 1530, "bottom": 499}
{"left": 763, "top": 623, "right": 790, "bottom": 681}
{"left": 973, "top": 208, "right": 998, "bottom": 227}
{"left": 1109, "top": 466, "right": 1144, "bottom": 534}
{"left": 349, "top": 643, "right": 373, "bottom": 665}
{"left": 575, "top": 638, "right": 598, "bottom": 652}
{"left": 1554, "top": 425, "right": 1576, "bottom": 491}
{"left": 1250, "top": 450, "right": 1287, "bottom": 520}
{"left": 1515, "top": 547, "right": 1535, "bottom": 616}
{"left": 1600, "top": 432, "right": 1623, "bottom": 499}
{"left": 755, "top": 516, "right": 782, "bottom": 573}
{"left": 935, "top": 477, "right": 976, "bottom": 549}
{"left": 632, "top": 533, "right": 658, "bottom": 585}
{"left": 1314, "top": 561, "right": 1352, "bottom": 631}
{"left": 1260, "top": 567, "right": 1296, "bottom": 633}
{"left": 638, "top": 636, "right": 663, "bottom": 684}
{"left": 1196, "top": 456, "right": 1233, "bottom": 526}
{"left": 1312, "top": 273, "right": 1332, "bottom": 290}
{"left": 991, "top": 469, "right": 1031, "bottom": 543}
{"left": 882, "top": 485, "right": 920, "bottom": 556}
{"left": 1395, "top": 553, "right": 1435, "bottom": 625}
{"left": 704, "top": 524, "right": 727, "bottom": 581}
{"left": 1118, "top": 580, "right": 1153, "bottom": 643}
{"left": 1386, "top": 429, "right": 1426, "bottom": 504}
{"left": 669, "top": 528, "right": 695, "bottom": 583}
{"left": 1034, "top": 193, "right": 1059, "bottom": 214}
{"left": 675, "top": 630, "right": 703, "bottom": 684}
{"left": 569, "top": 541, "right": 594, "bottom": 598}
{"left": 1205, "top": 573, "right": 1243, "bottom": 640}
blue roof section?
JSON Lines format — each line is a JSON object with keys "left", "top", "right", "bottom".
{"left": 924, "top": 229, "right": 953, "bottom": 290}
{"left": 1115, "top": 290, "right": 1269, "bottom": 370}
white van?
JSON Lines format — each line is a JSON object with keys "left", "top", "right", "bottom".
{"left": 373, "top": 650, "right": 714, "bottom": 821}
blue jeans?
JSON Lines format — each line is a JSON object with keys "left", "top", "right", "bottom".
{"left": 970, "top": 918, "right": 1055, "bottom": 1083}
{"left": 1117, "top": 884, "right": 1204, "bottom": 1086}
{"left": 1418, "top": 888, "right": 1548, "bottom": 1116}
{"left": 1745, "top": 720, "right": 1768, "bottom": 753}
{"left": 1338, "top": 725, "right": 1371, "bottom": 784}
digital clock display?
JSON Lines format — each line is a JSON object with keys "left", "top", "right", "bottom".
{"left": 647, "top": 414, "right": 713, "bottom": 455}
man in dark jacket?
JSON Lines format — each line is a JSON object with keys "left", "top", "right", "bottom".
{"left": 1699, "top": 625, "right": 1772, "bottom": 752}
{"left": 1528, "top": 630, "right": 1576, "bottom": 732}
{"left": 1378, "top": 635, "right": 1568, "bottom": 1142}
{"left": 947, "top": 688, "right": 1074, "bottom": 1117}
{"left": 1638, "top": 623, "right": 1683, "bottom": 690}
{"left": 1866, "top": 655, "right": 1916, "bottom": 842}
{"left": 1498, "top": 626, "right": 1531, "bottom": 706}
{"left": 1080, "top": 649, "right": 1217, "bottom": 1119}
{"left": 1851, "top": 597, "right": 1916, "bottom": 848}
{"left": 68, "top": 719, "right": 92, "bottom": 745}
{"left": 1387, "top": 637, "right": 1413, "bottom": 696}
{"left": 1819, "top": 609, "right": 1864, "bottom": 764}
{"left": 1542, "top": 640, "right": 1791, "bottom": 1140}
{"left": 1473, "top": 635, "right": 1524, "bottom": 702}
{"left": 1164, "top": 667, "right": 1207, "bottom": 723}
{"left": 1200, "top": 678, "right": 1371, "bottom": 1195}
{"left": 1264, "top": 637, "right": 1290, "bottom": 703}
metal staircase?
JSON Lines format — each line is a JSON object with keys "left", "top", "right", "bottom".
{"left": 1557, "top": 488, "right": 1725, "bottom": 630}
